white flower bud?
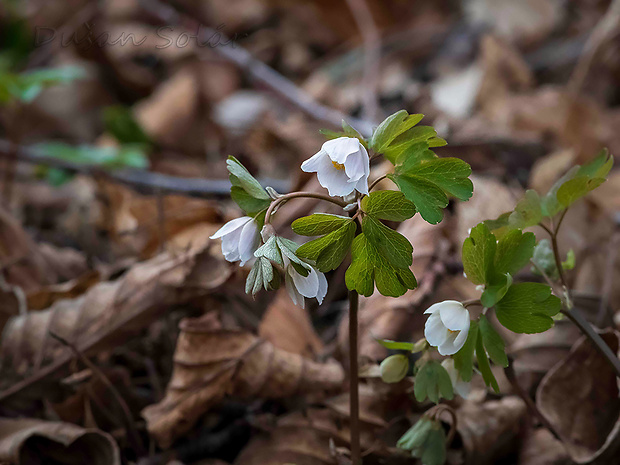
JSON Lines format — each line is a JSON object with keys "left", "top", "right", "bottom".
{"left": 210, "top": 216, "right": 260, "bottom": 266}
{"left": 380, "top": 354, "right": 409, "bottom": 384}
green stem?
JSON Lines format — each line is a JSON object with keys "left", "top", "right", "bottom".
{"left": 348, "top": 289, "right": 361, "bottom": 465}
{"left": 264, "top": 191, "right": 348, "bottom": 226}
{"left": 540, "top": 217, "right": 620, "bottom": 378}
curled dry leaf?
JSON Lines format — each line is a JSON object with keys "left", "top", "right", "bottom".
{"left": 518, "top": 427, "right": 570, "bottom": 465}
{"left": 536, "top": 330, "right": 620, "bottom": 464}
{"left": 142, "top": 316, "right": 345, "bottom": 448}
{"left": 456, "top": 396, "right": 527, "bottom": 465}
{"left": 0, "top": 239, "right": 230, "bottom": 396}
{"left": 0, "top": 417, "right": 120, "bottom": 465}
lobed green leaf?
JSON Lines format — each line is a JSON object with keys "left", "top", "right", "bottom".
{"left": 361, "top": 190, "right": 416, "bottom": 222}
{"left": 495, "top": 283, "right": 562, "bottom": 334}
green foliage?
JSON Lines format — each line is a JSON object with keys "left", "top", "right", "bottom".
{"left": 453, "top": 320, "right": 479, "bottom": 382}
{"left": 376, "top": 338, "right": 415, "bottom": 351}
{"left": 362, "top": 215, "right": 413, "bottom": 268}
{"left": 476, "top": 330, "right": 500, "bottom": 393}
{"left": 509, "top": 190, "right": 542, "bottom": 229}
{"left": 480, "top": 273, "right": 512, "bottom": 308}
{"left": 345, "top": 233, "right": 417, "bottom": 297}
{"left": 33, "top": 142, "right": 149, "bottom": 186}
{"left": 414, "top": 361, "right": 454, "bottom": 403}
{"left": 495, "top": 283, "right": 562, "bottom": 333}
{"left": 227, "top": 156, "right": 271, "bottom": 215}
{"left": 478, "top": 315, "right": 508, "bottom": 367}
{"left": 245, "top": 257, "right": 279, "bottom": 294}
{"left": 296, "top": 220, "right": 356, "bottom": 272}
{"left": 494, "top": 230, "right": 536, "bottom": 276}
{"left": 462, "top": 223, "right": 496, "bottom": 285}
{"left": 0, "top": 65, "right": 87, "bottom": 104}
{"left": 398, "top": 417, "right": 447, "bottom": 465}
{"left": 389, "top": 155, "right": 472, "bottom": 225}
{"left": 361, "top": 190, "right": 416, "bottom": 221}
{"left": 292, "top": 214, "right": 352, "bottom": 236}
{"left": 103, "top": 105, "right": 152, "bottom": 147}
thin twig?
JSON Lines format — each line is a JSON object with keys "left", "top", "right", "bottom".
{"left": 0, "top": 140, "right": 289, "bottom": 198}
{"left": 49, "top": 331, "right": 146, "bottom": 454}
{"left": 368, "top": 174, "right": 388, "bottom": 192}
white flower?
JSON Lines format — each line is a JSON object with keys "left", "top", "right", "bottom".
{"left": 301, "top": 137, "right": 370, "bottom": 197}
{"left": 441, "top": 359, "right": 471, "bottom": 399}
{"left": 424, "top": 300, "right": 470, "bottom": 356}
{"left": 283, "top": 256, "right": 328, "bottom": 308}
{"left": 210, "top": 216, "right": 260, "bottom": 266}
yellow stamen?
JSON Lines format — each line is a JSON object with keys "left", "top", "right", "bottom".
{"left": 332, "top": 160, "right": 345, "bottom": 171}
{"left": 447, "top": 329, "right": 459, "bottom": 336}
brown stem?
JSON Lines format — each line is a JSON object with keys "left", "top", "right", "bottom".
{"left": 348, "top": 289, "right": 361, "bottom": 465}
{"left": 264, "top": 191, "right": 348, "bottom": 225}
{"left": 368, "top": 174, "right": 388, "bottom": 191}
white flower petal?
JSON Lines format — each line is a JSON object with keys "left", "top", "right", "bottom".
{"left": 423, "top": 301, "right": 444, "bottom": 315}
{"left": 424, "top": 313, "right": 449, "bottom": 346}
{"left": 342, "top": 145, "right": 369, "bottom": 183}
{"left": 438, "top": 301, "right": 470, "bottom": 331}
{"left": 315, "top": 154, "right": 355, "bottom": 197}
{"left": 291, "top": 266, "right": 320, "bottom": 298}
{"left": 452, "top": 320, "right": 470, "bottom": 348}
{"left": 238, "top": 219, "right": 259, "bottom": 266}
{"left": 454, "top": 379, "right": 471, "bottom": 399}
{"left": 438, "top": 331, "right": 461, "bottom": 356}
{"left": 316, "top": 270, "right": 328, "bottom": 304}
{"left": 301, "top": 150, "right": 328, "bottom": 173}
{"left": 323, "top": 137, "right": 360, "bottom": 164}
{"left": 210, "top": 216, "right": 251, "bottom": 239}
{"left": 285, "top": 273, "right": 304, "bottom": 307}
{"left": 353, "top": 171, "right": 369, "bottom": 195}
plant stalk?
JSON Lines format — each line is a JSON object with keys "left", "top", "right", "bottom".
{"left": 348, "top": 289, "right": 361, "bottom": 465}
{"left": 264, "top": 191, "right": 348, "bottom": 225}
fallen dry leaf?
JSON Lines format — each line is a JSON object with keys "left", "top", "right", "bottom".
{"left": 142, "top": 315, "right": 345, "bottom": 448}
{"left": 0, "top": 238, "right": 231, "bottom": 398}
{"left": 259, "top": 288, "right": 324, "bottom": 358}
{"left": 456, "top": 396, "right": 527, "bottom": 465}
{"left": 0, "top": 417, "right": 120, "bottom": 465}
{"left": 517, "top": 427, "right": 570, "bottom": 465}
{"left": 537, "top": 330, "right": 620, "bottom": 464}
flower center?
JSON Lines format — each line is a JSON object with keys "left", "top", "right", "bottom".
{"left": 447, "top": 329, "right": 459, "bottom": 336}
{"left": 331, "top": 161, "right": 345, "bottom": 171}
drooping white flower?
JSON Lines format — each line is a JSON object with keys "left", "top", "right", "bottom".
{"left": 441, "top": 358, "right": 471, "bottom": 399}
{"left": 424, "top": 300, "right": 470, "bottom": 356}
{"left": 210, "top": 216, "right": 260, "bottom": 266}
{"left": 283, "top": 255, "right": 328, "bottom": 308}
{"left": 301, "top": 137, "right": 370, "bottom": 197}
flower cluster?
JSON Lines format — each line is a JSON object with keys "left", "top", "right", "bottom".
{"left": 211, "top": 137, "right": 368, "bottom": 307}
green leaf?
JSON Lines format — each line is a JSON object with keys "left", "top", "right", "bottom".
{"left": 577, "top": 148, "right": 614, "bottom": 178}
{"left": 384, "top": 126, "right": 446, "bottom": 162}
{"left": 414, "top": 361, "right": 454, "bottom": 404}
{"left": 362, "top": 215, "right": 413, "bottom": 269}
{"left": 420, "top": 427, "right": 447, "bottom": 465}
{"left": 563, "top": 249, "right": 576, "bottom": 270}
{"left": 389, "top": 174, "right": 447, "bottom": 224}
{"left": 495, "top": 283, "right": 562, "bottom": 334}
{"left": 226, "top": 156, "right": 270, "bottom": 200}
{"left": 296, "top": 221, "right": 356, "bottom": 272}
{"left": 508, "top": 190, "right": 542, "bottom": 229}
{"left": 33, "top": 142, "right": 149, "bottom": 171}
{"left": 462, "top": 223, "right": 496, "bottom": 285}
{"left": 245, "top": 257, "right": 278, "bottom": 295}
{"left": 370, "top": 110, "right": 424, "bottom": 154}
{"left": 103, "top": 105, "right": 152, "bottom": 146}
{"left": 319, "top": 120, "right": 368, "bottom": 148}
{"left": 0, "top": 65, "right": 87, "bottom": 104}
{"left": 541, "top": 166, "right": 579, "bottom": 217}
{"left": 478, "top": 315, "right": 508, "bottom": 367}
{"left": 361, "top": 190, "right": 416, "bottom": 221}
{"left": 254, "top": 236, "right": 284, "bottom": 266}
{"left": 376, "top": 338, "right": 415, "bottom": 351}
{"left": 557, "top": 176, "right": 605, "bottom": 207}
{"left": 389, "top": 156, "right": 473, "bottom": 224}
{"left": 475, "top": 331, "right": 499, "bottom": 393}
{"left": 494, "top": 230, "right": 536, "bottom": 277}
{"left": 292, "top": 214, "right": 352, "bottom": 236}
{"left": 397, "top": 417, "right": 434, "bottom": 451}
{"left": 453, "top": 320, "right": 479, "bottom": 382}
{"left": 397, "top": 157, "right": 473, "bottom": 201}
{"left": 345, "top": 233, "right": 417, "bottom": 297}
{"left": 480, "top": 273, "right": 512, "bottom": 308}
{"left": 484, "top": 212, "right": 511, "bottom": 239}
{"left": 230, "top": 187, "right": 271, "bottom": 215}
